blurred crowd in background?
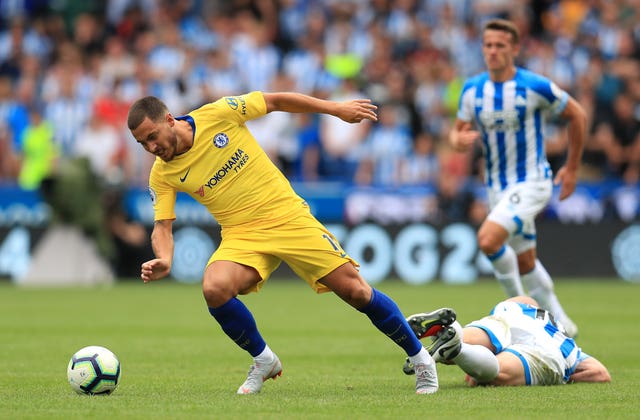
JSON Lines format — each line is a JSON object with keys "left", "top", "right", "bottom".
{"left": 0, "top": 0, "right": 638, "bottom": 220}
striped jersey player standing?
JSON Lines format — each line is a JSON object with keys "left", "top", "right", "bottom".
{"left": 449, "top": 19, "right": 587, "bottom": 338}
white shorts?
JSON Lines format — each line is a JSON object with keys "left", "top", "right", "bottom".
{"left": 486, "top": 180, "right": 552, "bottom": 254}
{"left": 467, "top": 301, "right": 580, "bottom": 385}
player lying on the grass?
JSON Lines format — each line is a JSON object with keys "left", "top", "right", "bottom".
{"left": 403, "top": 296, "right": 611, "bottom": 386}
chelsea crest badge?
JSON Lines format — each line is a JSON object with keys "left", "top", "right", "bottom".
{"left": 213, "top": 132, "right": 229, "bottom": 148}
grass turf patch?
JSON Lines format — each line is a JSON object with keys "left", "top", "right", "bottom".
{"left": 0, "top": 278, "right": 637, "bottom": 419}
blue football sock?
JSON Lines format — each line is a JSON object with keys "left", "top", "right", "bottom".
{"left": 358, "top": 288, "right": 422, "bottom": 357}
{"left": 208, "top": 297, "right": 266, "bottom": 357}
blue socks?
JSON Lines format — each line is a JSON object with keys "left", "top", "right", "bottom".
{"left": 358, "top": 288, "right": 422, "bottom": 357}
{"left": 208, "top": 297, "right": 266, "bottom": 357}
{"left": 210, "top": 290, "right": 422, "bottom": 359}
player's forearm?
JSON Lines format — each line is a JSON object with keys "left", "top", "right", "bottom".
{"left": 150, "top": 221, "right": 174, "bottom": 265}
{"left": 569, "top": 367, "right": 611, "bottom": 383}
{"left": 564, "top": 127, "right": 585, "bottom": 172}
{"left": 264, "top": 92, "right": 336, "bottom": 116}
{"left": 563, "top": 100, "right": 587, "bottom": 171}
{"left": 264, "top": 91, "right": 377, "bottom": 124}
{"left": 569, "top": 358, "right": 611, "bottom": 383}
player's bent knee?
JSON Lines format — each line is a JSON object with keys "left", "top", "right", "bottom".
{"left": 202, "top": 281, "right": 237, "bottom": 307}
{"left": 477, "top": 221, "right": 509, "bottom": 254}
{"left": 477, "top": 234, "right": 502, "bottom": 255}
{"left": 323, "top": 279, "right": 372, "bottom": 308}
{"left": 338, "top": 282, "right": 372, "bottom": 308}
{"left": 319, "top": 263, "right": 372, "bottom": 307}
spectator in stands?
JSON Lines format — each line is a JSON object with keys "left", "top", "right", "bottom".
{"left": 0, "top": 0, "right": 636, "bottom": 226}
{"left": 0, "top": 75, "right": 29, "bottom": 151}
{"left": 0, "top": 122, "right": 19, "bottom": 182}
{"left": 399, "top": 131, "right": 440, "bottom": 187}
{"left": 293, "top": 112, "right": 322, "bottom": 182}
{"left": 191, "top": 47, "right": 242, "bottom": 101}
{"left": 247, "top": 74, "right": 300, "bottom": 177}
{"left": 72, "top": 108, "right": 124, "bottom": 185}
{"left": 282, "top": 31, "right": 327, "bottom": 95}
{"left": 17, "top": 106, "right": 57, "bottom": 190}
{"left": 319, "top": 77, "right": 371, "bottom": 181}
{"left": 98, "top": 36, "right": 136, "bottom": 92}
{"left": 600, "top": 92, "right": 640, "bottom": 183}
{"left": 146, "top": 21, "right": 191, "bottom": 113}
{"left": 354, "top": 103, "right": 413, "bottom": 186}
{"left": 0, "top": 18, "right": 52, "bottom": 79}
{"left": 71, "top": 12, "right": 105, "bottom": 58}
{"left": 411, "top": 55, "right": 450, "bottom": 137}
{"left": 44, "top": 70, "right": 91, "bottom": 156}
{"left": 230, "top": 11, "right": 281, "bottom": 93}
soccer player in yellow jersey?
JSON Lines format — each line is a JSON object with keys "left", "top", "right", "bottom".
{"left": 127, "top": 91, "right": 440, "bottom": 395}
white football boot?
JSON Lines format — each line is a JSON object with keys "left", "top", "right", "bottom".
{"left": 237, "top": 356, "right": 282, "bottom": 394}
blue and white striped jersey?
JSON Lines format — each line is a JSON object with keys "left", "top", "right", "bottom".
{"left": 457, "top": 67, "right": 569, "bottom": 192}
{"left": 485, "top": 301, "right": 587, "bottom": 383}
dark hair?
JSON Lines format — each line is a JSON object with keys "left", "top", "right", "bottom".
{"left": 127, "top": 96, "right": 168, "bottom": 130}
{"left": 483, "top": 18, "right": 520, "bottom": 44}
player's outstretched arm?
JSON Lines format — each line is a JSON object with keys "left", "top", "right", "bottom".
{"left": 569, "top": 357, "right": 611, "bottom": 383}
{"left": 263, "top": 92, "right": 378, "bottom": 123}
{"left": 141, "top": 219, "right": 174, "bottom": 283}
{"left": 449, "top": 119, "right": 479, "bottom": 152}
{"left": 554, "top": 96, "right": 587, "bottom": 200}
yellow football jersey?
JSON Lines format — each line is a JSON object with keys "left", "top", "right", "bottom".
{"left": 148, "top": 91, "right": 308, "bottom": 228}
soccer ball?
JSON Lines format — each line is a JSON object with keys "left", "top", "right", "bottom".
{"left": 67, "top": 346, "right": 121, "bottom": 395}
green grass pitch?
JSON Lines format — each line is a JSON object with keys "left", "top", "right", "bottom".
{"left": 1, "top": 278, "right": 638, "bottom": 419}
